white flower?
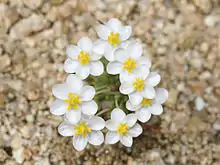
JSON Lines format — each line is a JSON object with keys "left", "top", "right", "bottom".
{"left": 64, "top": 37, "right": 104, "bottom": 79}
{"left": 95, "top": 18, "right": 132, "bottom": 61}
{"left": 105, "top": 108, "right": 142, "bottom": 147}
{"left": 58, "top": 115, "right": 105, "bottom": 151}
{"left": 126, "top": 88, "right": 168, "bottom": 123}
{"left": 119, "top": 71, "right": 161, "bottom": 105}
{"left": 50, "top": 74, "right": 98, "bottom": 124}
{"left": 106, "top": 41, "right": 151, "bottom": 82}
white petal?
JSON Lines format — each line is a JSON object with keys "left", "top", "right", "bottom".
{"left": 120, "top": 135, "right": 133, "bottom": 147}
{"left": 76, "top": 65, "right": 90, "bottom": 80}
{"left": 119, "top": 82, "right": 134, "bottom": 94}
{"left": 129, "top": 92, "right": 143, "bottom": 105}
{"left": 107, "top": 61, "right": 123, "bottom": 75}
{"left": 145, "top": 72, "right": 161, "bottom": 87}
{"left": 64, "top": 59, "right": 79, "bottom": 73}
{"left": 105, "top": 131, "right": 120, "bottom": 144}
{"left": 148, "top": 104, "right": 163, "bottom": 115}
{"left": 52, "top": 84, "right": 69, "bottom": 100}
{"left": 128, "top": 42, "right": 143, "bottom": 59}
{"left": 114, "top": 48, "right": 128, "bottom": 62}
{"left": 126, "top": 100, "right": 142, "bottom": 111}
{"left": 137, "top": 56, "right": 151, "bottom": 68}
{"left": 88, "top": 131, "right": 104, "bottom": 145}
{"left": 58, "top": 121, "right": 74, "bottom": 136}
{"left": 65, "top": 110, "right": 81, "bottom": 124}
{"left": 90, "top": 61, "right": 104, "bottom": 76}
{"left": 135, "top": 108, "right": 151, "bottom": 123}
{"left": 73, "top": 136, "right": 88, "bottom": 151}
{"left": 107, "top": 18, "right": 122, "bottom": 32}
{"left": 77, "top": 37, "right": 92, "bottom": 52}
{"left": 88, "top": 116, "right": 105, "bottom": 130}
{"left": 91, "top": 52, "right": 103, "bottom": 61}
{"left": 155, "top": 88, "right": 168, "bottom": 104}
{"left": 142, "top": 86, "right": 155, "bottom": 99}
{"left": 104, "top": 44, "right": 117, "bottom": 61}
{"left": 129, "top": 123, "right": 143, "bottom": 137}
{"left": 81, "top": 100, "right": 98, "bottom": 116}
{"left": 80, "top": 85, "right": 95, "bottom": 101}
{"left": 66, "top": 74, "right": 83, "bottom": 94}
{"left": 119, "top": 26, "right": 132, "bottom": 41}
{"left": 111, "top": 108, "right": 126, "bottom": 123}
{"left": 106, "top": 120, "right": 118, "bottom": 131}
{"left": 66, "top": 45, "right": 80, "bottom": 59}
{"left": 50, "top": 99, "right": 68, "bottom": 115}
{"left": 96, "top": 24, "right": 111, "bottom": 40}
{"left": 124, "top": 114, "right": 137, "bottom": 127}
{"left": 133, "top": 66, "right": 150, "bottom": 79}
{"left": 92, "top": 39, "right": 107, "bottom": 55}
{"left": 119, "top": 71, "right": 135, "bottom": 83}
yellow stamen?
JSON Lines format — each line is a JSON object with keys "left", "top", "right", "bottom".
{"left": 64, "top": 93, "right": 82, "bottom": 110}
{"left": 116, "top": 123, "right": 129, "bottom": 136}
{"left": 78, "top": 51, "right": 91, "bottom": 65}
{"left": 108, "top": 32, "right": 120, "bottom": 46}
{"left": 123, "top": 58, "right": 136, "bottom": 73}
{"left": 74, "top": 122, "right": 91, "bottom": 138}
{"left": 141, "top": 98, "right": 153, "bottom": 107}
{"left": 133, "top": 78, "right": 145, "bottom": 92}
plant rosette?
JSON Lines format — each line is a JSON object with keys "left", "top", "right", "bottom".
{"left": 50, "top": 18, "right": 168, "bottom": 151}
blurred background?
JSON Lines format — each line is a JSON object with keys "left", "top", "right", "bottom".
{"left": 0, "top": 0, "right": 220, "bottom": 164}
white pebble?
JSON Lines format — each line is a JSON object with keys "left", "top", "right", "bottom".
{"left": 195, "top": 97, "right": 206, "bottom": 111}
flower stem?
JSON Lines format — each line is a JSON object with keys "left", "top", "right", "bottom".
{"left": 96, "top": 88, "right": 111, "bottom": 95}
{"left": 97, "top": 108, "right": 111, "bottom": 116}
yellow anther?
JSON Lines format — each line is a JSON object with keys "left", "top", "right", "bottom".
{"left": 141, "top": 98, "right": 153, "bottom": 107}
{"left": 64, "top": 93, "right": 82, "bottom": 110}
{"left": 74, "top": 122, "right": 91, "bottom": 138}
{"left": 78, "top": 51, "right": 91, "bottom": 65}
{"left": 123, "top": 58, "right": 136, "bottom": 73}
{"left": 108, "top": 32, "right": 120, "bottom": 46}
{"left": 133, "top": 78, "right": 145, "bottom": 92}
{"left": 116, "top": 123, "right": 129, "bottom": 136}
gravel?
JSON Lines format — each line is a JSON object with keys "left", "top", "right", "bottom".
{"left": 0, "top": 0, "right": 220, "bottom": 165}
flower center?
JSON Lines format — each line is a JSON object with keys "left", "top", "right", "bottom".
{"left": 116, "top": 123, "right": 129, "bottom": 136}
{"left": 64, "top": 93, "right": 82, "bottom": 110}
{"left": 141, "top": 98, "right": 153, "bottom": 107}
{"left": 123, "top": 58, "right": 136, "bottom": 73}
{"left": 74, "top": 122, "right": 91, "bottom": 138}
{"left": 133, "top": 78, "right": 145, "bottom": 91}
{"left": 108, "top": 32, "right": 120, "bottom": 46}
{"left": 78, "top": 51, "right": 91, "bottom": 65}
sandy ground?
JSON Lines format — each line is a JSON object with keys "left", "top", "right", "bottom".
{"left": 0, "top": 0, "right": 220, "bottom": 164}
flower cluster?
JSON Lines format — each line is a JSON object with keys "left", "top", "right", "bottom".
{"left": 50, "top": 18, "right": 168, "bottom": 151}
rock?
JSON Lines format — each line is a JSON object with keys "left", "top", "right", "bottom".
{"left": 0, "top": 94, "right": 5, "bottom": 109}
{"left": 0, "top": 4, "right": 19, "bottom": 32}
{"left": 213, "top": 120, "right": 220, "bottom": 130}
{"left": 11, "top": 136, "right": 23, "bottom": 149}
{"left": 35, "top": 157, "right": 50, "bottom": 165}
{"left": 166, "top": 89, "right": 179, "bottom": 107}
{"left": 13, "top": 147, "right": 24, "bottom": 164}
{"left": 27, "top": 90, "right": 40, "bottom": 101}
{"left": 0, "top": 149, "right": 8, "bottom": 162}
{"left": 195, "top": 96, "right": 205, "bottom": 111}
{"left": 204, "top": 15, "right": 220, "bottom": 27}
{"left": 26, "top": 114, "right": 34, "bottom": 122}
{"left": 149, "top": 150, "right": 166, "bottom": 165}
{"left": 0, "top": 55, "right": 11, "bottom": 71}
{"left": 23, "top": 0, "right": 43, "bottom": 10}
{"left": 193, "top": 0, "right": 212, "bottom": 13}
{"left": 170, "top": 112, "right": 189, "bottom": 132}
{"left": 9, "top": 14, "right": 49, "bottom": 39}
{"left": 4, "top": 79, "right": 23, "bottom": 91}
